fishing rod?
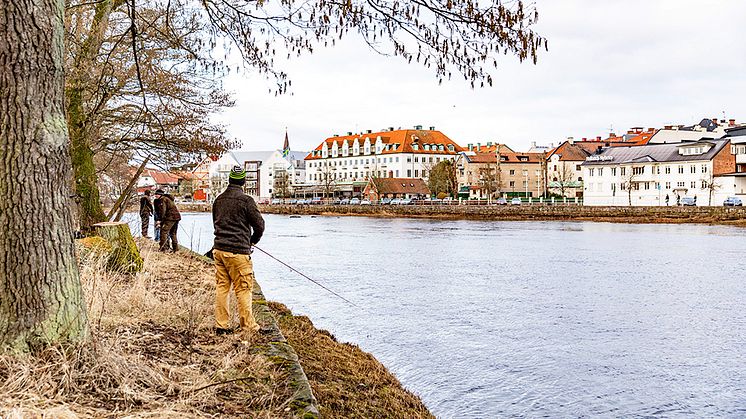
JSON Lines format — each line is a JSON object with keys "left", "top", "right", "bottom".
{"left": 251, "top": 245, "right": 359, "bottom": 308}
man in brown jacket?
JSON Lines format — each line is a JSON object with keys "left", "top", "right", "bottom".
{"left": 158, "top": 190, "right": 181, "bottom": 252}
{"left": 212, "top": 166, "right": 265, "bottom": 335}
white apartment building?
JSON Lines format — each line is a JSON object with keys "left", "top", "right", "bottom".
{"left": 193, "top": 150, "right": 306, "bottom": 201}
{"left": 581, "top": 138, "right": 736, "bottom": 206}
{"left": 305, "top": 127, "right": 463, "bottom": 191}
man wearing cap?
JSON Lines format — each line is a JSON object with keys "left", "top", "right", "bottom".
{"left": 212, "top": 166, "right": 265, "bottom": 334}
{"left": 158, "top": 189, "right": 181, "bottom": 252}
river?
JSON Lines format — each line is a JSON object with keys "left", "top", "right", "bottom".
{"left": 125, "top": 213, "right": 746, "bottom": 418}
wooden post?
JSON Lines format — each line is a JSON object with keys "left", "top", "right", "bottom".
{"left": 93, "top": 222, "right": 143, "bottom": 274}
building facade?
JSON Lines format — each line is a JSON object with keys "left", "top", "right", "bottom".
{"left": 581, "top": 138, "right": 736, "bottom": 206}
{"left": 457, "top": 149, "right": 545, "bottom": 200}
{"left": 304, "top": 127, "right": 463, "bottom": 197}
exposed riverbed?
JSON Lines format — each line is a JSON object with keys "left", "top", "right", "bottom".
{"left": 127, "top": 213, "right": 746, "bottom": 418}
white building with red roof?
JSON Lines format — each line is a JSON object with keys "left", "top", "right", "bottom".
{"left": 304, "top": 126, "right": 463, "bottom": 195}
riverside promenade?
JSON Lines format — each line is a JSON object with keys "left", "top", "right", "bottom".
{"left": 179, "top": 202, "right": 746, "bottom": 226}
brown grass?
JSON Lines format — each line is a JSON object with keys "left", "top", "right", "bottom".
{"left": 268, "top": 302, "right": 434, "bottom": 419}
{"left": 0, "top": 239, "right": 293, "bottom": 418}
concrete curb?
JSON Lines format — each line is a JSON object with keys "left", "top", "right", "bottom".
{"left": 178, "top": 245, "right": 320, "bottom": 418}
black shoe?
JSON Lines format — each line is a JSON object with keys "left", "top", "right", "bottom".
{"left": 215, "top": 327, "right": 234, "bottom": 336}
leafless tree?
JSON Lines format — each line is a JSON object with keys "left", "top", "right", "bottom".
{"left": 701, "top": 173, "right": 722, "bottom": 206}
{"left": 551, "top": 163, "right": 575, "bottom": 198}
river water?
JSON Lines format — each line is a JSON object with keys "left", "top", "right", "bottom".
{"left": 126, "top": 213, "right": 746, "bottom": 418}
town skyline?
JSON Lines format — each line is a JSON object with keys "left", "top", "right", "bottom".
{"left": 215, "top": 0, "right": 746, "bottom": 153}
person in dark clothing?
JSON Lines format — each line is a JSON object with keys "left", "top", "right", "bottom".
{"left": 153, "top": 189, "right": 164, "bottom": 242}
{"left": 212, "top": 166, "right": 265, "bottom": 335}
{"left": 159, "top": 192, "right": 181, "bottom": 252}
{"left": 139, "top": 190, "right": 153, "bottom": 238}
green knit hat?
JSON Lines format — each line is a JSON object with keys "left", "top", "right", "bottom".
{"left": 229, "top": 165, "right": 246, "bottom": 180}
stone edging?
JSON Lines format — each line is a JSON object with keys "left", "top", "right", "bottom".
{"left": 179, "top": 245, "right": 320, "bottom": 418}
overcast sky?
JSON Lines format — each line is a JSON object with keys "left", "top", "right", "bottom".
{"left": 215, "top": 0, "right": 746, "bottom": 153}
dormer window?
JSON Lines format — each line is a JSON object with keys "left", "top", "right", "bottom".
{"left": 424, "top": 144, "right": 430, "bottom": 151}
{"left": 447, "top": 145, "right": 454, "bottom": 152}
{"left": 412, "top": 144, "right": 419, "bottom": 150}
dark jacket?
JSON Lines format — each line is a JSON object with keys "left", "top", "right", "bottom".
{"left": 153, "top": 197, "right": 163, "bottom": 221}
{"left": 212, "top": 185, "right": 265, "bottom": 255}
{"left": 159, "top": 194, "right": 181, "bottom": 222}
{"left": 140, "top": 196, "right": 153, "bottom": 216}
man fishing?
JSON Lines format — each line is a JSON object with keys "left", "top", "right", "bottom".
{"left": 139, "top": 190, "right": 153, "bottom": 238}
{"left": 212, "top": 166, "right": 265, "bottom": 335}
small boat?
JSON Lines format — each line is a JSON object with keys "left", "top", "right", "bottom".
{"left": 289, "top": 215, "right": 301, "bottom": 219}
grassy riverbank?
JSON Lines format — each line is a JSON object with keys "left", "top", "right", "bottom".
{"left": 0, "top": 239, "right": 431, "bottom": 417}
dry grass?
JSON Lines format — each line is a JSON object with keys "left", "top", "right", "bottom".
{"left": 0, "top": 239, "right": 293, "bottom": 418}
{"left": 268, "top": 302, "right": 434, "bottom": 419}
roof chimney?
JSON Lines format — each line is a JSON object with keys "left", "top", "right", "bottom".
{"left": 531, "top": 141, "right": 536, "bottom": 148}
{"left": 414, "top": 124, "right": 423, "bottom": 130}
{"left": 477, "top": 142, "right": 481, "bottom": 151}
{"left": 347, "top": 131, "right": 352, "bottom": 135}
{"left": 366, "top": 129, "right": 372, "bottom": 134}
{"left": 567, "top": 137, "right": 574, "bottom": 145}
{"left": 429, "top": 126, "right": 435, "bottom": 130}
{"left": 596, "top": 136, "right": 602, "bottom": 141}
{"left": 467, "top": 143, "right": 473, "bottom": 151}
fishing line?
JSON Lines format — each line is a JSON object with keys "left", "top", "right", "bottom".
{"left": 252, "top": 245, "right": 359, "bottom": 308}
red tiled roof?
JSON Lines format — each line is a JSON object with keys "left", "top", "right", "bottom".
{"left": 467, "top": 144, "right": 514, "bottom": 154}
{"left": 305, "top": 129, "right": 463, "bottom": 160}
{"left": 147, "top": 169, "right": 179, "bottom": 185}
{"left": 369, "top": 178, "right": 431, "bottom": 195}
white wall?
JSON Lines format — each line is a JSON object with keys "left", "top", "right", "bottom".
{"left": 582, "top": 161, "right": 722, "bottom": 206}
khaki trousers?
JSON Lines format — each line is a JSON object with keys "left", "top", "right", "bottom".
{"left": 213, "top": 249, "right": 258, "bottom": 331}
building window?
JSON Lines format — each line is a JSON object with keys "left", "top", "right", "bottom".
{"left": 701, "top": 180, "right": 708, "bottom": 188}
{"left": 644, "top": 182, "right": 650, "bottom": 190}
{"left": 509, "top": 170, "right": 515, "bottom": 176}
{"left": 690, "top": 165, "right": 696, "bottom": 174}
{"left": 633, "top": 182, "right": 640, "bottom": 190}
{"left": 621, "top": 167, "right": 626, "bottom": 176}
{"left": 678, "top": 165, "right": 684, "bottom": 174}
{"left": 589, "top": 168, "right": 595, "bottom": 176}
{"left": 576, "top": 165, "right": 581, "bottom": 171}
{"left": 702, "top": 165, "right": 708, "bottom": 173}
{"left": 665, "top": 166, "right": 671, "bottom": 174}
{"left": 407, "top": 169, "right": 411, "bottom": 177}
{"left": 396, "top": 170, "right": 399, "bottom": 177}
{"left": 509, "top": 181, "right": 515, "bottom": 188}
{"left": 691, "top": 181, "right": 696, "bottom": 189}
{"left": 523, "top": 180, "right": 528, "bottom": 187}
{"left": 677, "top": 181, "right": 685, "bottom": 187}
{"left": 665, "top": 182, "right": 670, "bottom": 189}
{"left": 632, "top": 167, "right": 644, "bottom": 175}
{"left": 414, "top": 170, "right": 419, "bottom": 177}
{"left": 611, "top": 167, "right": 617, "bottom": 176}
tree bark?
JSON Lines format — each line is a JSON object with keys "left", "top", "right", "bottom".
{"left": 0, "top": 0, "right": 88, "bottom": 349}
{"left": 66, "top": 0, "right": 116, "bottom": 233}
{"left": 93, "top": 222, "right": 143, "bottom": 274}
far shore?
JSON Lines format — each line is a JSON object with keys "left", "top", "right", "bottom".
{"left": 174, "top": 202, "right": 746, "bottom": 227}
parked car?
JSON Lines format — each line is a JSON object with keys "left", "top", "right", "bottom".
{"left": 495, "top": 197, "right": 508, "bottom": 205}
{"left": 723, "top": 196, "right": 743, "bottom": 206}
{"left": 680, "top": 197, "right": 696, "bottom": 206}
{"left": 350, "top": 198, "right": 361, "bottom": 205}
{"left": 399, "top": 198, "right": 412, "bottom": 205}
{"left": 287, "top": 199, "right": 298, "bottom": 204}
{"left": 360, "top": 199, "right": 371, "bottom": 205}
{"left": 270, "top": 198, "right": 282, "bottom": 205}
{"left": 510, "top": 197, "right": 522, "bottom": 206}
{"left": 380, "top": 198, "right": 392, "bottom": 205}
{"left": 296, "top": 199, "right": 310, "bottom": 205}
{"left": 310, "top": 197, "right": 323, "bottom": 205}
{"left": 390, "top": 198, "right": 402, "bottom": 205}
{"left": 339, "top": 198, "right": 350, "bottom": 205}
{"left": 332, "top": 198, "right": 342, "bottom": 205}
{"left": 442, "top": 197, "right": 454, "bottom": 204}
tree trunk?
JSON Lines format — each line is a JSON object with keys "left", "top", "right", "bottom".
{"left": 94, "top": 222, "right": 143, "bottom": 274}
{"left": 66, "top": 0, "right": 117, "bottom": 233}
{"left": 68, "top": 91, "right": 107, "bottom": 233}
{"left": 0, "top": 0, "right": 88, "bottom": 350}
